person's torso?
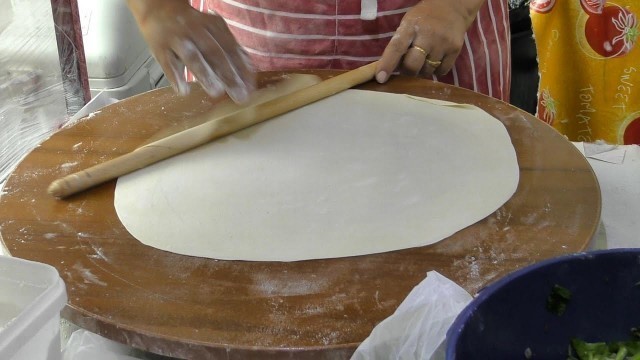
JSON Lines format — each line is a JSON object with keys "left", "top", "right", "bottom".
{"left": 190, "top": 0, "right": 511, "bottom": 101}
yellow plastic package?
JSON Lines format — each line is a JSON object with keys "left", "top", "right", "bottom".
{"left": 530, "top": 0, "right": 639, "bottom": 144}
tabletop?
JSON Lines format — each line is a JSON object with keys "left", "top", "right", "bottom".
{"left": 0, "top": 72, "right": 601, "bottom": 359}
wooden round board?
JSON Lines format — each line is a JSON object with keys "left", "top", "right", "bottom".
{"left": 0, "top": 72, "right": 601, "bottom": 359}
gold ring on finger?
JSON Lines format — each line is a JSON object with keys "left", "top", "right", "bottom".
{"left": 425, "top": 58, "right": 442, "bottom": 67}
{"left": 411, "top": 45, "right": 427, "bottom": 56}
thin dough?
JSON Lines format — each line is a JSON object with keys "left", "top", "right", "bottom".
{"left": 114, "top": 90, "right": 519, "bottom": 261}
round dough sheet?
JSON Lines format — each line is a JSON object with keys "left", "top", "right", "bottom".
{"left": 114, "top": 90, "right": 519, "bottom": 261}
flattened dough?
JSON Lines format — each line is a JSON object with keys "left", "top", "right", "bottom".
{"left": 114, "top": 90, "right": 519, "bottom": 261}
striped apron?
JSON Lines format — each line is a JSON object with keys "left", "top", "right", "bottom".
{"left": 190, "top": 0, "right": 511, "bottom": 101}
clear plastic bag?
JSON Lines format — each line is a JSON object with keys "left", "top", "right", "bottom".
{"left": 352, "top": 271, "right": 472, "bottom": 360}
{"left": 63, "top": 330, "right": 139, "bottom": 360}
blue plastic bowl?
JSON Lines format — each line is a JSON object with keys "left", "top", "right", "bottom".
{"left": 446, "top": 249, "right": 640, "bottom": 359}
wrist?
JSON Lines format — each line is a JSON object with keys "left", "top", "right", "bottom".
{"left": 126, "top": 0, "right": 190, "bottom": 25}
{"left": 459, "top": 0, "right": 487, "bottom": 24}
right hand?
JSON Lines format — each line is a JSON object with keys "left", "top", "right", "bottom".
{"left": 126, "top": 0, "right": 255, "bottom": 103}
{"left": 376, "top": 0, "right": 483, "bottom": 82}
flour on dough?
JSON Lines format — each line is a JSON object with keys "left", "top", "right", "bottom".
{"left": 114, "top": 90, "right": 519, "bottom": 261}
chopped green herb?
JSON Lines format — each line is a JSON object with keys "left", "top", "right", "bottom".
{"left": 568, "top": 329, "right": 640, "bottom": 360}
{"left": 547, "top": 284, "right": 572, "bottom": 316}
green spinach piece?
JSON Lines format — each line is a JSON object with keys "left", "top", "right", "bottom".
{"left": 547, "top": 284, "right": 572, "bottom": 316}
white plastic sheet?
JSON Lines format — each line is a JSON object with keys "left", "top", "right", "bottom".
{"left": 352, "top": 271, "right": 472, "bottom": 360}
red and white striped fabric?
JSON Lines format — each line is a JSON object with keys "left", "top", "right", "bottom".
{"left": 189, "top": 0, "right": 511, "bottom": 101}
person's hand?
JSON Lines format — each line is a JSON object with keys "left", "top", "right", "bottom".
{"left": 375, "top": 0, "right": 484, "bottom": 83}
{"left": 126, "top": 0, "right": 255, "bottom": 103}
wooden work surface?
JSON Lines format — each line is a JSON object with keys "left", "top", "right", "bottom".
{"left": 0, "top": 72, "right": 601, "bottom": 359}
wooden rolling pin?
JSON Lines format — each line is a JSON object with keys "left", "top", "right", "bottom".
{"left": 48, "top": 61, "right": 379, "bottom": 198}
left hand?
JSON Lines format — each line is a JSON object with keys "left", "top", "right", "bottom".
{"left": 375, "top": 0, "right": 485, "bottom": 82}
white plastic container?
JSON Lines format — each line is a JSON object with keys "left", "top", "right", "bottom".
{"left": 77, "top": 0, "right": 167, "bottom": 99}
{"left": 0, "top": 256, "right": 67, "bottom": 360}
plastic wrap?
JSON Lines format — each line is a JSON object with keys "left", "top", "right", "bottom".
{"left": 0, "top": 0, "right": 89, "bottom": 187}
{"left": 63, "top": 329, "right": 140, "bottom": 360}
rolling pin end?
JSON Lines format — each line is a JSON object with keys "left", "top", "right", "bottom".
{"left": 48, "top": 171, "right": 98, "bottom": 198}
{"left": 47, "top": 180, "right": 67, "bottom": 198}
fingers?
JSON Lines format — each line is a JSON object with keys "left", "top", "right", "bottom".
{"left": 376, "top": 22, "right": 412, "bottom": 83}
{"left": 403, "top": 45, "right": 429, "bottom": 76}
{"left": 173, "top": 39, "right": 225, "bottom": 98}
{"left": 205, "top": 20, "right": 256, "bottom": 102}
{"left": 420, "top": 48, "right": 445, "bottom": 77}
{"left": 132, "top": 1, "right": 255, "bottom": 103}
{"left": 376, "top": 1, "right": 471, "bottom": 83}
{"left": 436, "top": 50, "right": 461, "bottom": 76}
{"left": 377, "top": 22, "right": 447, "bottom": 82}
{"left": 379, "top": 35, "right": 460, "bottom": 81}
{"left": 172, "top": 14, "right": 255, "bottom": 103}
{"left": 153, "top": 48, "right": 189, "bottom": 96}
